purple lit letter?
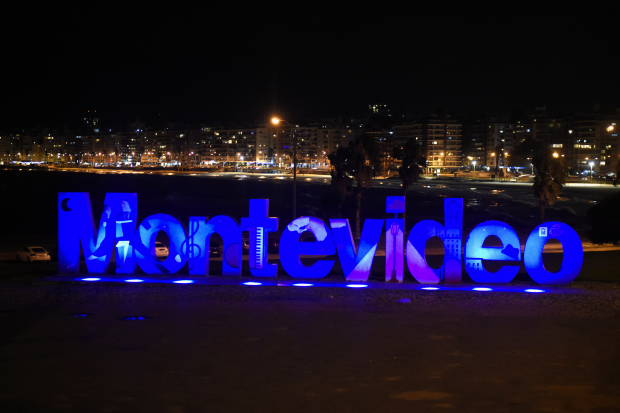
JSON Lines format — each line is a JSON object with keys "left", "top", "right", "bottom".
{"left": 385, "top": 196, "right": 405, "bottom": 283}
{"left": 406, "top": 198, "right": 463, "bottom": 284}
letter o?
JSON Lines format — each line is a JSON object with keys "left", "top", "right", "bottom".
{"left": 133, "top": 214, "right": 188, "bottom": 275}
{"left": 523, "top": 222, "right": 582, "bottom": 285}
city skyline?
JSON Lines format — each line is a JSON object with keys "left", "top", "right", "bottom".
{"left": 3, "top": 106, "right": 618, "bottom": 176}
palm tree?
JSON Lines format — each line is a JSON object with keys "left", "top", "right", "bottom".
{"left": 393, "top": 138, "right": 426, "bottom": 195}
{"left": 326, "top": 135, "right": 383, "bottom": 237}
{"left": 327, "top": 146, "right": 353, "bottom": 198}
{"left": 347, "top": 134, "right": 383, "bottom": 239}
{"left": 514, "top": 137, "right": 566, "bottom": 221}
{"left": 326, "top": 146, "right": 353, "bottom": 218}
{"left": 533, "top": 155, "right": 565, "bottom": 221}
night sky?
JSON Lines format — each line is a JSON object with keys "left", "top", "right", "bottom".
{"left": 3, "top": 3, "right": 619, "bottom": 129}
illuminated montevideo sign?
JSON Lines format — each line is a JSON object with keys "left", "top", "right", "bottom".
{"left": 58, "top": 193, "right": 583, "bottom": 285}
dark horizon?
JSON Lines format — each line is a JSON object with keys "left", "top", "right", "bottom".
{"left": 3, "top": 4, "right": 619, "bottom": 129}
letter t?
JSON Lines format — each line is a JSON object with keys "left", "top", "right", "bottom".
{"left": 241, "top": 199, "right": 279, "bottom": 277}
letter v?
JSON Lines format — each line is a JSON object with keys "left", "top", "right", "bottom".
{"left": 329, "top": 219, "right": 384, "bottom": 281}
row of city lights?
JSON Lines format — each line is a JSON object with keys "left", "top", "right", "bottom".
{"left": 77, "top": 277, "right": 545, "bottom": 293}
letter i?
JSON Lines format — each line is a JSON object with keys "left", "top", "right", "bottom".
{"left": 385, "top": 196, "right": 405, "bottom": 283}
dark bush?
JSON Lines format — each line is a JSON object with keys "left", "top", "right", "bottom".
{"left": 587, "top": 192, "right": 620, "bottom": 245}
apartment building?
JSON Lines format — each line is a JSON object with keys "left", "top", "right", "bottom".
{"left": 391, "top": 114, "right": 462, "bottom": 173}
{"left": 572, "top": 115, "right": 620, "bottom": 174}
{"left": 200, "top": 128, "right": 257, "bottom": 165}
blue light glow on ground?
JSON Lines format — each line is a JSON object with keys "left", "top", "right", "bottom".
{"left": 61, "top": 276, "right": 578, "bottom": 294}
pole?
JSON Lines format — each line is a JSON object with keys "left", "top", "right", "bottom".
{"left": 274, "top": 119, "right": 297, "bottom": 220}
{"left": 292, "top": 123, "right": 297, "bottom": 220}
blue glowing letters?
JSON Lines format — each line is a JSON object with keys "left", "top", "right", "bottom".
{"left": 59, "top": 193, "right": 137, "bottom": 274}
{"left": 279, "top": 217, "right": 336, "bottom": 279}
{"left": 464, "top": 221, "right": 521, "bottom": 283}
{"left": 188, "top": 216, "right": 242, "bottom": 276}
{"left": 133, "top": 214, "right": 188, "bottom": 274}
{"left": 329, "top": 218, "right": 383, "bottom": 281}
{"left": 58, "top": 193, "right": 583, "bottom": 285}
{"left": 241, "top": 200, "right": 278, "bottom": 277}
{"left": 523, "top": 222, "right": 583, "bottom": 285}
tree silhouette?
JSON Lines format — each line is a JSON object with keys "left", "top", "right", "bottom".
{"left": 327, "top": 134, "right": 383, "bottom": 238}
{"left": 393, "top": 138, "right": 426, "bottom": 195}
{"left": 326, "top": 145, "right": 353, "bottom": 218}
{"left": 514, "top": 137, "right": 566, "bottom": 221}
{"left": 588, "top": 192, "right": 620, "bottom": 245}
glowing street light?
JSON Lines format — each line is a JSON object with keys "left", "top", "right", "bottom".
{"left": 472, "top": 160, "right": 476, "bottom": 171}
{"left": 589, "top": 161, "right": 594, "bottom": 181}
{"left": 608, "top": 125, "right": 615, "bottom": 132}
{"left": 553, "top": 152, "right": 559, "bottom": 158}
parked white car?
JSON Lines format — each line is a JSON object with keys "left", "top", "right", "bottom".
{"left": 155, "top": 242, "right": 169, "bottom": 258}
{"left": 17, "top": 247, "right": 51, "bottom": 263}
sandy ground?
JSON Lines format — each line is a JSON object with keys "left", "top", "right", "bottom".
{"left": 0, "top": 282, "right": 619, "bottom": 412}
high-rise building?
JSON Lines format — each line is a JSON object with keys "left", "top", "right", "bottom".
{"left": 572, "top": 115, "right": 620, "bottom": 174}
{"left": 462, "top": 116, "right": 489, "bottom": 170}
{"left": 391, "top": 114, "right": 463, "bottom": 173}
{"left": 200, "top": 128, "right": 257, "bottom": 165}
{"left": 0, "top": 134, "right": 10, "bottom": 164}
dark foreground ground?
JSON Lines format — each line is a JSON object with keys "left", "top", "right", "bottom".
{"left": 0, "top": 281, "right": 619, "bottom": 413}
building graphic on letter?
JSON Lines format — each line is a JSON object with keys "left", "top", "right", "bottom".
{"left": 443, "top": 199, "right": 462, "bottom": 283}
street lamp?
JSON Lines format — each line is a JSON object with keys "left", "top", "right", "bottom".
{"left": 272, "top": 117, "right": 297, "bottom": 220}
{"left": 553, "top": 152, "right": 559, "bottom": 158}
{"left": 589, "top": 161, "right": 594, "bottom": 181}
{"left": 472, "top": 160, "right": 476, "bottom": 172}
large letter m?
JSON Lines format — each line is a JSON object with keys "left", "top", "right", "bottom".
{"left": 58, "top": 192, "right": 137, "bottom": 275}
